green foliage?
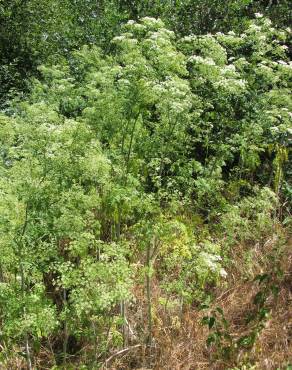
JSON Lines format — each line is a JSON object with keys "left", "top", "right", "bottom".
{"left": 201, "top": 306, "right": 234, "bottom": 360}
{"left": 1, "top": 0, "right": 291, "bottom": 108}
{"left": 0, "top": 106, "right": 132, "bottom": 364}
{"left": 0, "top": 12, "right": 291, "bottom": 368}
{"left": 21, "top": 16, "right": 291, "bottom": 210}
{"left": 221, "top": 187, "right": 278, "bottom": 245}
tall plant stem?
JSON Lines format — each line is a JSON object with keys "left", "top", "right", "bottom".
{"left": 146, "top": 243, "right": 152, "bottom": 348}
{"left": 63, "top": 289, "right": 68, "bottom": 366}
{"left": 125, "top": 112, "right": 140, "bottom": 176}
{"left": 18, "top": 203, "right": 32, "bottom": 370}
{"left": 20, "top": 263, "right": 32, "bottom": 370}
{"left": 116, "top": 208, "right": 127, "bottom": 348}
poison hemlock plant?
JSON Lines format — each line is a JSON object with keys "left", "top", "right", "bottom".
{"left": 0, "top": 15, "right": 290, "bottom": 368}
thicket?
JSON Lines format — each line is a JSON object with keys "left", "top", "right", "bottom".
{"left": 0, "top": 2, "right": 291, "bottom": 369}
{"left": 1, "top": 0, "right": 291, "bottom": 107}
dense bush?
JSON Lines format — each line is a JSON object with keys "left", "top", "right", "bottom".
{"left": 0, "top": 12, "right": 291, "bottom": 370}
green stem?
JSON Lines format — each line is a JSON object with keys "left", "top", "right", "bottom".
{"left": 125, "top": 112, "right": 140, "bottom": 176}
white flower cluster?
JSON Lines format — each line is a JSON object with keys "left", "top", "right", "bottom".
{"left": 112, "top": 35, "right": 126, "bottom": 42}
{"left": 199, "top": 252, "right": 227, "bottom": 278}
{"left": 248, "top": 24, "right": 262, "bottom": 33}
{"left": 141, "top": 17, "right": 164, "bottom": 28}
{"left": 221, "top": 64, "right": 236, "bottom": 74}
{"left": 182, "top": 35, "right": 196, "bottom": 43}
{"left": 188, "top": 55, "right": 216, "bottom": 66}
{"left": 215, "top": 77, "right": 246, "bottom": 92}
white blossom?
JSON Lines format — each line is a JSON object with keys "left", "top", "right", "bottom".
{"left": 188, "top": 55, "right": 216, "bottom": 65}
{"left": 220, "top": 269, "right": 228, "bottom": 278}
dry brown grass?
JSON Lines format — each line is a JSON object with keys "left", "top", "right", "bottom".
{"left": 110, "top": 235, "right": 292, "bottom": 370}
